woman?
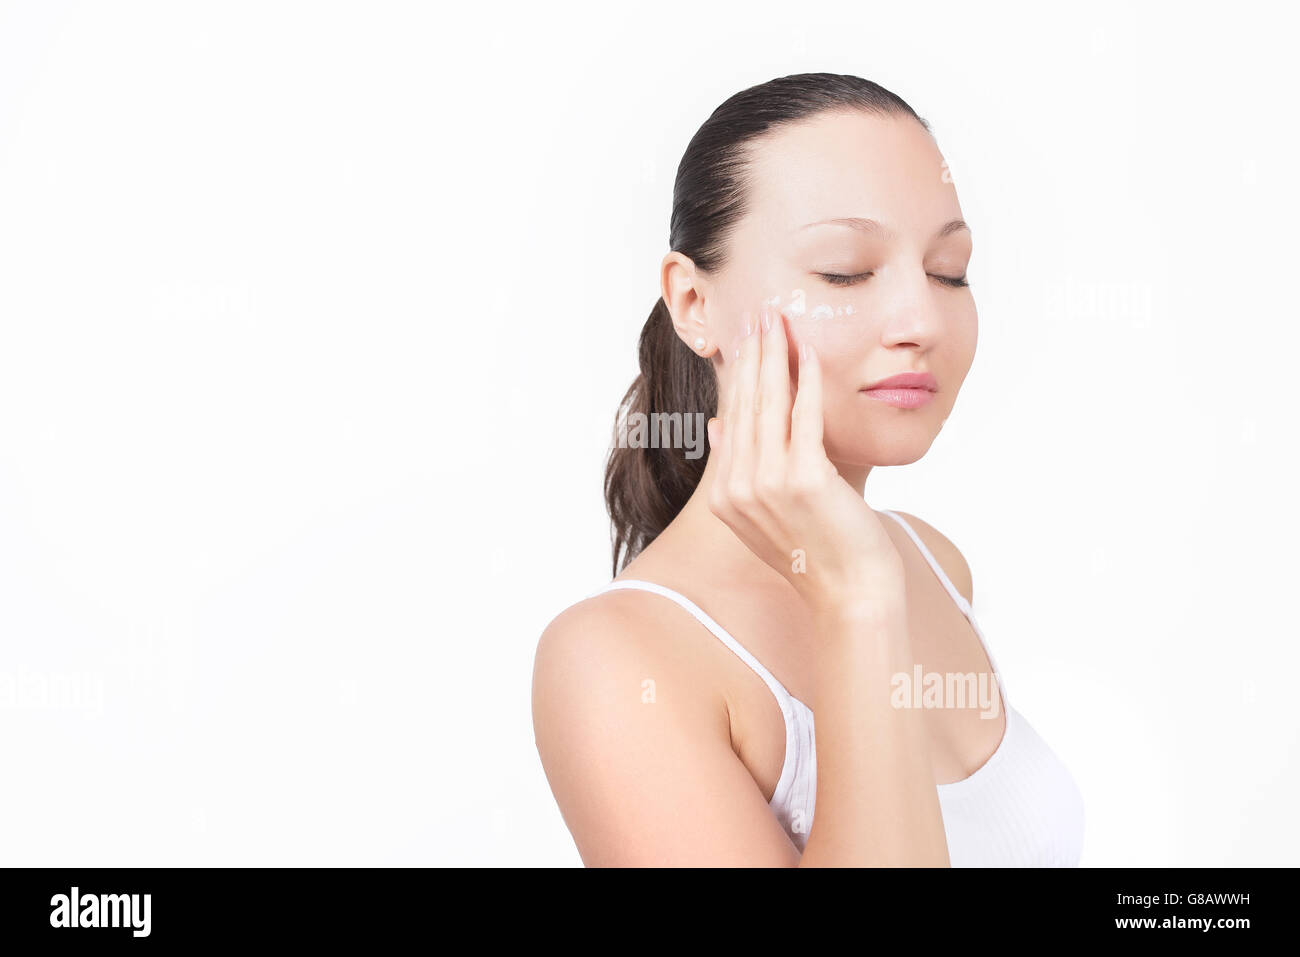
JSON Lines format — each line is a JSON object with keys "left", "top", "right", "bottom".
{"left": 532, "top": 73, "right": 1084, "bottom": 866}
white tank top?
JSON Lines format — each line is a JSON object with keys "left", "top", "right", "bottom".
{"left": 592, "top": 509, "right": 1085, "bottom": 866}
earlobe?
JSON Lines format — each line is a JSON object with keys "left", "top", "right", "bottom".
{"left": 662, "top": 251, "right": 715, "bottom": 357}
{"left": 666, "top": 303, "right": 714, "bottom": 357}
{"left": 665, "top": 307, "right": 717, "bottom": 359}
{"left": 674, "top": 314, "right": 713, "bottom": 356}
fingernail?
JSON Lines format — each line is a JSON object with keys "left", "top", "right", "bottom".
{"left": 800, "top": 341, "right": 811, "bottom": 361}
{"left": 760, "top": 304, "right": 772, "bottom": 332}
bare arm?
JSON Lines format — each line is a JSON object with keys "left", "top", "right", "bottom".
{"left": 532, "top": 591, "right": 948, "bottom": 867}
{"left": 532, "top": 596, "right": 802, "bottom": 866}
{"left": 797, "top": 603, "right": 949, "bottom": 867}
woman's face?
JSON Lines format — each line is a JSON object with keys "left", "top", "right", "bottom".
{"left": 701, "top": 110, "right": 977, "bottom": 468}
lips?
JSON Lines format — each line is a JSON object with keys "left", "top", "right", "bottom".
{"left": 862, "top": 372, "right": 938, "bottom": 392}
{"left": 860, "top": 371, "right": 938, "bottom": 409}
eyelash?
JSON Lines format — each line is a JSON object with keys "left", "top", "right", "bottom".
{"left": 818, "top": 271, "right": 970, "bottom": 289}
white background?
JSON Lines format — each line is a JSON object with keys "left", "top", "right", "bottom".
{"left": 1, "top": 0, "right": 1296, "bottom": 866}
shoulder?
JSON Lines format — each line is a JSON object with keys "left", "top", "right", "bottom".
{"left": 530, "top": 590, "right": 790, "bottom": 865}
{"left": 531, "top": 588, "right": 727, "bottom": 752}
{"left": 887, "top": 511, "right": 974, "bottom": 606}
{"left": 533, "top": 588, "right": 697, "bottom": 694}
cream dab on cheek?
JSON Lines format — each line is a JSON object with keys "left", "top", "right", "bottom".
{"left": 764, "top": 289, "right": 855, "bottom": 320}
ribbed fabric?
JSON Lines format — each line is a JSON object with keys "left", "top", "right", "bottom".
{"left": 592, "top": 509, "right": 1085, "bottom": 866}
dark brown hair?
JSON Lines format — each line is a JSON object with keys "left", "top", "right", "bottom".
{"left": 603, "top": 73, "right": 930, "bottom": 574}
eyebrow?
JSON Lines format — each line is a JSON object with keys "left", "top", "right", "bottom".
{"left": 797, "top": 217, "right": 970, "bottom": 240}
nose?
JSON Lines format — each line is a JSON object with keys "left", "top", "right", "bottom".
{"left": 877, "top": 268, "right": 944, "bottom": 350}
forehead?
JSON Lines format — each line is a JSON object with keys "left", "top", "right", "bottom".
{"left": 742, "top": 110, "right": 959, "bottom": 234}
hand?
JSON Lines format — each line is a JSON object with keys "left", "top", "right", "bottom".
{"left": 707, "top": 300, "right": 905, "bottom": 617}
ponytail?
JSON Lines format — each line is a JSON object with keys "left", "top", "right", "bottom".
{"left": 603, "top": 298, "right": 717, "bottom": 574}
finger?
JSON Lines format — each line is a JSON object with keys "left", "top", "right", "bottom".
{"left": 789, "top": 336, "right": 826, "bottom": 465}
{"left": 706, "top": 415, "right": 728, "bottom": 484}
{"left": 714, "top": 311, "right": 748, "bottom": 478}
{"left": 756, "top": 301, "right": 792, "bottom": 471}
{"left": 708, "top": 413, "right": 768, "bottom": 553}
{"left": 728, "top": 307, "right": 761, "bottom": 485}
{"left": 706, "top": 414, "right": 735, "bottom": 510}
{"left": 707, "top": 415, "right": 722, "bottom": 450}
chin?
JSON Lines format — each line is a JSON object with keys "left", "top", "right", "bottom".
{"left": 824, "top": 418, "right": 943, "bottom": 467}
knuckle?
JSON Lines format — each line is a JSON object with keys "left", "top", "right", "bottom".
{"left": 753, "top": 472, "right": 782, "bottom": 501}
{"left": 708, "top": 488, "right": 730, "bottom": 517}
{"left": 728, "top": 480, "right": 756, "bottom": 510}
{"left": 787, "top": 481, "right": 813, "bottom": 503}
{"left": 789, "top": 471, "right": 824, "bottom": 500}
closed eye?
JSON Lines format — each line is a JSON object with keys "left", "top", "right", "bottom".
{"left": 817, "top": 272, "right": 969, "bottom": 288}
{"left": 818, "top": 271, "right": 873, "bottom": 287}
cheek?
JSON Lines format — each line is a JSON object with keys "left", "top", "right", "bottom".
{"left": 793, "top": 311, "right": 873, "bottom": 359}
{"left": 769, "top": 288, "right": 871, "bottom": 358}
{"left": 947, "top": 309, "right": 978, "bottom": 378}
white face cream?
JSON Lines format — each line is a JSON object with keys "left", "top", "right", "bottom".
{"left": 766, "top": 289, "right": 855, "bottom": 321}
{"left": 760, "top": 288, "right": 867, "bottom": 357}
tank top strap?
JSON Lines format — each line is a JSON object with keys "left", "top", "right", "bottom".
{"left": 589, "top": 579, "right": 798, "bottom": 719}
{"left": 879, "top": 508, "right": 1010, "bottom": 705}
{"left": 879, "top": 510, "right": 974, "bottom": 616}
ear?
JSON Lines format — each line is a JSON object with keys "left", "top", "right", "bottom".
{"left": 661, "top": 251, "right": 717, "bottom": 358}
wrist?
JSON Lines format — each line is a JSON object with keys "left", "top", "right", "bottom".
{"left": 799, "top": 572, "right": 906, "bottom": 624}
{"left": 810, "top": 598, "right": 906, "bottom": 631}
